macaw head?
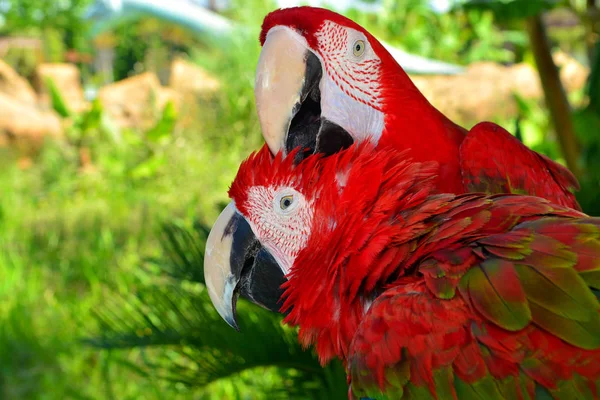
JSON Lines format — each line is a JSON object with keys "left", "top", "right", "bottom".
{"left": 204, "top": 142, "right": 439, "bottom": 360}
{"left": 255, "top": 6, "right": 421, "bottom": 161}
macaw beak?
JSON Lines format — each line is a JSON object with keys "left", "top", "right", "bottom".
{"left": 204, "top": 202, "right": 286, "bottom": 329}
{"left": 255, "top": 27, "right": 352, "bottom": 161}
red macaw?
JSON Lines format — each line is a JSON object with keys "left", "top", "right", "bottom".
{"left": 204, "top": 143, "right": 600, "bottom": 399}
{"left": 253, "top": 6, "right": 580, "bottom": 210}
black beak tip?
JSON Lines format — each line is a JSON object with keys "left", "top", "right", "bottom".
{"left": 229, "top": 291, "right": 240, "bottom": 331}
{"left": 224, "top": 315, "right": 240, "bottom": 331}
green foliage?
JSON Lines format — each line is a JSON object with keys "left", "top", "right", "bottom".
{"left": 512, "top": 93, "right": 564, "bottom": 163}
{"left": 0, "top": 96, "right": 255, "bottom": 399}
{"left": 0, "top": 160, "right": 151, "bottom": 398}
{"left": 110, "top": 18, "right": 207, "bottom": 81}
{"left": 0, "top": 0, "right": 91, "bottom": 33}
{"left": 0, "top": 0, "right": 93, "bottom": 58}
{"left": 46, "top": 77, "right": 72, "bottom": 118}
{"left": 189, "top": 31, "right": 265, "bottom": 152}
{"left": 456, "top": 0, "right": 562, "bottom": 21}
{"left": 55, "top": 96, "right": 180, "bottom": 186}
{"left": 586, "top": 41, "right": 600, "bottom": 116}
{"left": 574, "top": 41, "right": 600, "bottom": 215}
{"left": 86, "top": 220, "right": 348, "bottom": 399}
{"left": 346, "top": 0, "right": 524, "bottom": 64}
{"left": 146, "top": 101, "right": 177, "bottom": 143}
{"left": 128, "top": 100, "right": 177, "bottom": 180}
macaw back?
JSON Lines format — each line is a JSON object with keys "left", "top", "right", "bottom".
{"left": 219, "top": 140, "right": 595, "bottom": 399}
{"left": 347, "top": 194, "right": 600, "bottom": 400}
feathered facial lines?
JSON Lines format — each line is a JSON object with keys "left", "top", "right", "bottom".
{"left": 260, "top": 7, "right": 376, "bottom": 49}
{"left": 258, "top": 7, "right": 388, "bottom": 155}
{"left": 229, "top": 141, "right": 441, "bottom": 291}
{"left": 229, "top": 142, "right": 442, "bottom": 250}
{"left": 227, "top": 142, "right": 442, "bottom": 361}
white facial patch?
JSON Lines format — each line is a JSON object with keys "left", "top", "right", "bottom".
{"left": 335, "top": 166, "right": 350, "bottom": 191}
{"left": 245, "top": 186, "right": 314, "bottom": 274}
{"left": 315, "top": 21, "right": 385, "bottom": 144}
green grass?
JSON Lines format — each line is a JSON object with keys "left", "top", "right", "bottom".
{"left": 0, "top": 136, "right": 251, "bottom": 399}
{"left": 0, "top": 37, "right": 263, "bottom": 398}
{"left": 0, "top": 108, "right": 345, "bottom": 398}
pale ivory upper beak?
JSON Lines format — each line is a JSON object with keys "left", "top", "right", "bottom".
{"left": 255, "top": 27, "right": 310, "bottom": 155}
{"left": 204, "top": 202, "right": 240, "bottom": 329}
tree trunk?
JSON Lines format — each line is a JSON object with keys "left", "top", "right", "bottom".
{"left": 525, "top": 15, "right": 582, "bottom": 178}
{"left": 586, "top": 0, "right": 598, "bottom": 65}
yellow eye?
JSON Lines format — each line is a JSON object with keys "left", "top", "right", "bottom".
{"left": 280, "top": 195, "right": 294, "bottom": 210}
{"left": 353, "top": 40, "right": 365, "bottom": 57}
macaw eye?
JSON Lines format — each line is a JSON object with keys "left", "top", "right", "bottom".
{"left": 280, "top": 195, "right": 294, "bottom": 210}
{"left": 353, "top": 40, "right": 365, "bottom": 57}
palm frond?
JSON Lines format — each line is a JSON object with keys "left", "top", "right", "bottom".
{"left": 144, "top": 220, "right": 209, "bottom": 284}
{"left": 85, "top": 219, "right": 348, "bottom": 399}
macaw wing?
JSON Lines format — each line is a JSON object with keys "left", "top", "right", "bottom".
{"left": 459, "top": 122, "right": 581, "bottom": 211}
{"left": 348, "top": 217, "right": 600, "bottom": 400}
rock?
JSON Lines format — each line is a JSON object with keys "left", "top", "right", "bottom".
{"left": 168, "top": 59, "right": 221, "bottom": 129}
{"left": 511, "top": 63, "right": 543, "bottom": 99}
{"left": 17, "top": 157, "right": 33, "bottom": 170}
{"left": 408, "top": 53, "right": 588, "bottom": 124}
{"left": 98, "top": 72, "right": 181, "bottom": 129}
{"left": 554, "top": 50, "right": 589, "bottom": 94}
{"left": 0, "top": 60, "right": 64, "bottom": 150}
{"left": 410, "top": 62, "right": 524, "bottom": 123}
{"left": 35, "top": 63, "right": 88, "bottom": 113}
{"left": 0, "top": 92, "right": 62, "bottom": 147}
{"left": 169, "top": 58, "right": 220, "bottom": 94}
{"left": 0, "top": 59, "right": 38, "bottom": 106}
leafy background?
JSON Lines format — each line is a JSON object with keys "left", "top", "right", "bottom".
{"left": 0, "top": 0, "right": 598, "bottom": 398}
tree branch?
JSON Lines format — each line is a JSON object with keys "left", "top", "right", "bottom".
{"left": 586, "top": 0, "right": 598, "bottom": 64}
{"left": 525, "top": 15, "right": 582, "bottom": 177}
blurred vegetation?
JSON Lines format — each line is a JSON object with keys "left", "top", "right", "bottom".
{"left": 347, "top": 1, "right": 525, "bottom": 64}
{"left": 0, "top": 0, "right": 598, "bottom": 398}
{"left": 0, "top": 0, "right": 92, "bottom": 79}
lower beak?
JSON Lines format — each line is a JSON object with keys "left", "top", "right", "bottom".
{"left": 255, "top": 27, "right": 322, "bottom": 156}
{"left": 204, "top": 202, "right": 286, "bottom": 330}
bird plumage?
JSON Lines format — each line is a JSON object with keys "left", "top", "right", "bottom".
{"left": 228, "top": 142, "right": 600, "bottom": 399}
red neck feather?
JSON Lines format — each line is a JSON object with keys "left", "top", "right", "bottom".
{"left": 270, "top": 145, "right": 442, "bottom": 365}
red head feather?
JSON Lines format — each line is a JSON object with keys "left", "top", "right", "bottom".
{"left": 260, "top": 7, "right": 373, "bottom": 48}
{"left": 228, "top": 142, "right": 442, "bottom": 363}
{"left": 258, "top": 6, "right": 467, "bottom": 195}
{"left": 228, "top": 144, "right": 323, "bottom": 216}
{"left": 229, "top": 141, "right": 439, "bottom": 217}
{"left": 259, "top": 7, "right": 397, "bottom": 77}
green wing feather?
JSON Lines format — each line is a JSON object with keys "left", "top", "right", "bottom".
{"left": 458, "top": 259, "right": 531, "bottom": 331}
{"left": 348, "top": 217, "right": 600, "bottom": 399}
